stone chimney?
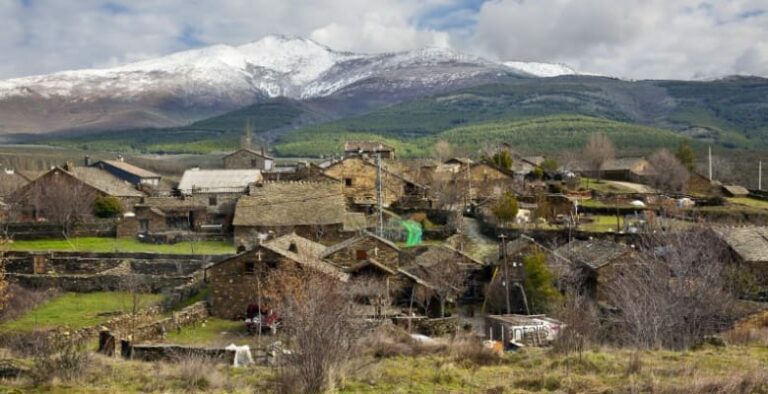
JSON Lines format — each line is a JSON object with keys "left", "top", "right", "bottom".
{"left": 117, "top": 154, "right": 124, "bottom": 162}
{"left": 84, "top": 155, "right": 92, "bottom": 167}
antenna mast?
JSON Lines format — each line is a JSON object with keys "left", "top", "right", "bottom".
{"left": 376, "top": 150, "right": 384, "bottom": 237}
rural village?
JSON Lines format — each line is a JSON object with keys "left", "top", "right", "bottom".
{"left": 2, "top": 130, "right": 768, "bottom": 392}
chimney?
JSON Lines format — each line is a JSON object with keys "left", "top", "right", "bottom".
{"left": 117, "top": 154, "right": 124, "bottom": 162}
{"left": 84, "top": 155, "right": 92, "bottom": 167}
{"left": 64, "top": 161, "right": 75, "bottom": 171}
{"left": 261, "top": 146, "right": 266, "bottom": 156}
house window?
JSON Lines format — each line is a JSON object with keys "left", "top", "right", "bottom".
{"left": 356, "top": 249, "right": 368, "bottom": 261}
{"left": 251, "top": 159, "right": 258, "bottom": 168}
{"left": 208, "top": 196, "right": 218, "bottom": 206}
{"left": 344, "top": 178, "right": 353, "bottom": 186}
{"left": 244, "top": 261, "right": 256, "bottom": 275}
{"left": 139, "top": 219, "right": 149, "bottom": 233}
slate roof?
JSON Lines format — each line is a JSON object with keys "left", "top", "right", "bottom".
{"left": 138, "top": 197, "right": 207, "bottom": 212}
{"left": 265, "top": 232, "right": 328, "bottom": 259}
{"left": 68, "top": 167, "right": 145, "bottom": 197}
{"left": 723, "top": 185, "right": 749, "bottom": 196}
{"left": 97, "top": 160, "right": 160, "bottom": 178}
{"left": 344, "top": 141, "right": 395, "bottom": 153}
{"left": 223, "top": 148, "right": 274, "bottom": 160}
{"left": 0, "top": 169, "right": 29, "bottom": 197}
{"left": 320, "top": 231, "right": 401, "bottom": 259}
{"left": 714, "top": 227, "right": 768, "bottom": 263}
{"left": 233, "top": 182, "right": 347, "bottom": 227}
{"left": 178, "top": 169, "right": 262, "bottom": 194}
{"left": 262, "top": 233, "right": 349, "bottom": 281}
{"left": 553, "top": 239, "right": 633, "bottom": 270}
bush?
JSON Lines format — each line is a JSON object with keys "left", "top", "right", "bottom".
{"left": 29, "top": 336, "right": 90, "bottom": 385}
{"left": 492, "top": 192, "right": 519, "bottom": 223}
{"left": 93, "top": 196, "right": 123, "bottom": 218}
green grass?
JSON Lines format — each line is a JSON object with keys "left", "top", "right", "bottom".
{"left": 727, "top": 197, "right": 768, "bottom": 210}
{"left": 165, "top": 317, "right": 255, "bottom": 346}
{"left": 579, "top": 178, "right": 637, "bottom": 193}
{"left": 580, "top": 215, "right": 624, "bottom": 232}
{"left": 0, "top": 292, "right": 164, "bottom": 332}
{"left": 7, "top": 237, "right": 235, "bottom": 254}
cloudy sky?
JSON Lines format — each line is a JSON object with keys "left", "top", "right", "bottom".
{"left": 1, "top": 0, "right": 766, "bottom": 80}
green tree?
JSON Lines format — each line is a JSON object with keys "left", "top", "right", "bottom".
{"left": 522, "top": 251, "right": 561, "bottom": 313}
{"left": 491, "top": 150, "right": 513, "bottom": 170}
{"left": 93, "top": 196, "right": 123, "bottom": 218}
{"left": 540, "top": 158, "right": 559, "bottom": 172}
{"left": 675, "top": 142, "right": 696, "bottom": 172}
{"left": 492, "top": 192, "right": 519, "bottom": 223}
{"left": 532, "top": 166, "right": 544, "bottom": 180}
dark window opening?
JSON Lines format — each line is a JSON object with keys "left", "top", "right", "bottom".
{"left": 244, "top": 261, "right": 256, "bottom": 275}
{"left": 288, "top": 242, "right": 298, "bottom": 253}
{"left": 356, "top": 249, "right": 368, "bottom": 261}
{"left": 344, "top": 178, "right": 353, "bottom": 186}
{"left": 209, "top": 196, "right": 218, "bottom": 206}
{"left": 251, "top": 159, "right": 258, "bottom": 168}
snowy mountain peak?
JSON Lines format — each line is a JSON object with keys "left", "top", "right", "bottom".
{"left": 503, "top": 61, "right": 578, "bottom": 77}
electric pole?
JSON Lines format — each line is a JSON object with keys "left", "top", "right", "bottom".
{"left": 708, "top": 146, "right": 713, "bottom": 181}
{"left": 760, "top": 160, "right": 763, "bottom": 191}
{"left": 499, "top": 234, "right": 511, "bottom": 315}
{"left": 375, "top": 150, "right": 384, "bottom": 237}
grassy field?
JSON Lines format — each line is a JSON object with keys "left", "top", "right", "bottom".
{"left": 0, "top": 292, "right": 164, "bottom": 332}
{"left": 8, "top": 237, "right": 235, "bottom": 255}
{"left": 579, "top": 215, "right": 623, "bottom": 232}
{"left": 728, "top": 197, "right": 768, "bottom": 210}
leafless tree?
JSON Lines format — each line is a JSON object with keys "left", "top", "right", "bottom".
{"left": 348, "top": 275, "right": 401, "bottom": 319}
{"left": 649, "top": 149, "right": 690, "bottom": 193}
{"left": 269, "top": 269, "right": 361, "bottom": 393}
{"left": 119, "top": 273, "right": 151, "bottom": 342}
{"left": 605, "top": 229, "right": 738, "bottom": 349}
{"left": 432, "top": 140, "right": 455, "bottom": 162}
{"left": 19, "top": 173, "right": 97, "bottom": 239}
{"left": 582, "top": 133, "right": 615, "bottom": 180}
{"left": 412, "top": 251, "right": 470, "bottom": 317}
{"left": 427, "top": 172, "right": 465, "bottom": 233}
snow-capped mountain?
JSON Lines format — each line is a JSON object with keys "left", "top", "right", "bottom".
{"left": 0, "top": 35, "right": 584, "bottom": 134}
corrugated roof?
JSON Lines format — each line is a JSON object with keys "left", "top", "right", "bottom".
{"left": 233, "top": 182, "right": 347, "bottom": 227}
{"left": 178, "top": 169, "right": 262, "bottom": 193}
{"left": 97, "top": 160, "right": 160, "bottom": 178}
{"left": 714, "top": 227, "right": 768, "bottom": 263}
{"left": 68, "top": 167, "right": 145, "bottom": 197}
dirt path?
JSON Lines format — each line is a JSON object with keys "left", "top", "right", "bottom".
{"left": 605, "top": 180, "right": 657, "bottom": 193}
{"left": 461, "top": 216, "right": 497, "bottom": 264}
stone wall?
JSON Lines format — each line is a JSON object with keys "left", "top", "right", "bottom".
{"left": 8, "top": 273, "right": 191, "bottom": 293}
{"left": 2, "top": 222, "right": 115, "bottom": 240}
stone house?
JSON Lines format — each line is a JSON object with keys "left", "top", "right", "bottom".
{"left": 232, "top": 181, "right": 363, "bottom": 248}
{"left": 686, "top": 173, "right": 720, "bottom": 196}
{"left": 344, "top": 140, "right": 395, "bottom": 159}
{"left": 207, "top": 233, "right": 348, "bottom": 319}
{"left": 712, "top": 226, "right": 768, "bottom": 285}
{"left": 117, "top": 197, "right": 210, "bottom": 237}
{"left": 9, "top": 164, "right": 144, "bottom": 221}
{"left": 577, "top": 157, "right": 653, "bottom": 183}
{"left": 222, "top": 148, "right": 274, "bottom": 171}
{"left": 321, "top": 231, "right": 403, "bottom": 275}
{"left": 551, "top": 239, "right": 636, "bottom": 300}
{"left": 323, "top": 156, "right": 429, "bottom": 209}
{"left": 177, "top": 168, "right": 262, "bottom": 221}
{"left": 91, "top": 158, "right": 161, "bottom": 188}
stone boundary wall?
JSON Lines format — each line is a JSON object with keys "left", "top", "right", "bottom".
{"left": 132, "top": 301, "right": 210, "bottom": 342}
{"left": 2, "top": 222, "right": 115, "bottom": 240}
{"left": 7, "top": 273, "right": 192, "bottom": 293}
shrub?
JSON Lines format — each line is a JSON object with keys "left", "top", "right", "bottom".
{"left": 29, "top": 336, "right": 90, "bottom": 385}
{"left": 492, "top": 192, "right": 519, "bottom": 223}
{"left": 93, "top": 195, "right": 123, "bottom": 218}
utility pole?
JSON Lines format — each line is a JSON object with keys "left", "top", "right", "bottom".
{"left": 708, "top": 146, "right": 713, "bottom": 181}
{"left": 375, "top": 150, "right": 384, "bottom": 237}
{"left": 760, "top": 160, "right": 763, "bottom": 191}
{"left": 499, "top": 234, "right": 511, "bottom": 315}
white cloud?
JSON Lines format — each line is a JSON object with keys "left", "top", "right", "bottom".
{"left": 469, "top": 0, "right": 768, "bottom": 79}
{"left": 0, "top": 0, "right": 766, "bottom": 80}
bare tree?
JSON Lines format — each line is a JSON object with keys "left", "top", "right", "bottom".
{"left": 269, "top": 269, "right": 360, "bottom": 393}
{"left": 427, "top": 172, "right": 465, "bottom": 233}
{"left": 18, "top": 173, "right": 97, "bottom": 239}
{"left": 582, "top": 133, "right": 615, "bottom": 180}
{"left": 648, "top": 149, "right": 690, "bottom": 193}
{"left": 432, "top": 140, "right": 455, "bottom": 162}
{"left": 348, "top": 275, "right": 401, "bottom": 319}
{"left": 605, "top": 229, "right": 738, "bottom": 349}
{"left": 412, "top": 250, "right": 470, "bottom": 317}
